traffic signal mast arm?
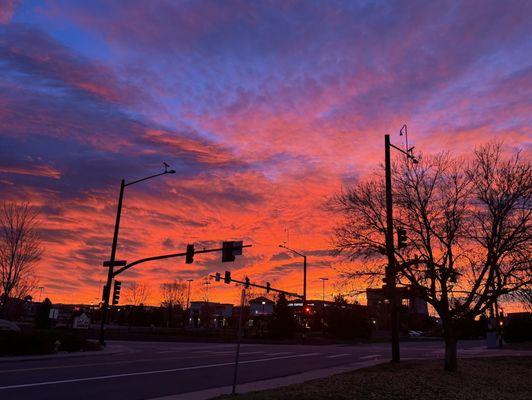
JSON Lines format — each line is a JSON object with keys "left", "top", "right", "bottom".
{"left": 110, "top": 244, "right": 252, "bottom": 277}
{"left": 210, "top": 273, "right": 304, "bottom": 299}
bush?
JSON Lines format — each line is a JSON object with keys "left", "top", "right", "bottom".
{"left": 0, "top": 330, "right": 100, "bottom": 356}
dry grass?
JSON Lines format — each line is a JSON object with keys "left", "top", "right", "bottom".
{"left": 217, "top": 357, "right": 532, "bottom": 400}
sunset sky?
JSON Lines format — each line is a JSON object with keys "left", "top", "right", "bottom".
{"left": 1, "top": 1, "right": 531, "bottom": 306}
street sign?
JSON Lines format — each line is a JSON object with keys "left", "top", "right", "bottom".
{"left": 103, "top": 260, "right": 127, "bottom": 267}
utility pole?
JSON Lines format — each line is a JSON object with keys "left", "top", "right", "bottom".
{"left": 385, "top": 134, "right": 400, "bottom": 363}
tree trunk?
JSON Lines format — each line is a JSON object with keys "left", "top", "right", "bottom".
{"left": 443, "top": 319, "right": 458, "bottom": 372}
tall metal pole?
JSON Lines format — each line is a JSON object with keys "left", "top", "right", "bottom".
{"left": 385, "top": 134, "right": 400, "bottom": 363}
{"left": 99, "top": 179, "right": 125, "bottom": 346}
{"left": 186, "top": 279, "right": 193, "bottom": 309}
{"left": 232, "top": 288, "right": 246, "bottom": 395}
{"left": 303, "top": 256, "right": 307, "bottom": 306}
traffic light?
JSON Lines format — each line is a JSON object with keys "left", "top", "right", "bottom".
{"left": 224, "top": 270, "right": 232, "bottom": 284}
{"left": 245, "top": 277, "right": 250, "bottom": 288}
{"left": 397, "top": 228, "right": 407, "bottom": 249}
{"left": 215, "top": 272, "right": 221, "bottom": 282}
{"left": 112, "top": 280, "right": 121, "bottom": 305}
{"left": 266, "top": 282, "right": 271, "bottom": 293}
{"left": 222, "top": 241, "right": 235, "bottom": 262}
{"left": 185, "top": 244, "right": 195, "bottom": 264}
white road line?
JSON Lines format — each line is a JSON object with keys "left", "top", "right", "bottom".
{"left": 0, "top": 353, "right": 322, "bottom": 390}
{"left": 326, "top": 353, "right": 350, "bottom": 359}
{"left": 267, "top": 352, "right": 292, "bottom": 356}
{"left": 0, "top": 352, "right": 241, "bottom": 374}
{"left": 359, "top": 354, "right": 381, "bottom": 360}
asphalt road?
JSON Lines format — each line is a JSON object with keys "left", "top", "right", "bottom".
{"left": 0, "top": 339, "right": 513, "bottom": 399}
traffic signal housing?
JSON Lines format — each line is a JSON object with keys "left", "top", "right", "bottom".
{"left": 185, "top": 244, "right": 195, "bottom": 264}
{"left": 222, "top": 241, "right": 235, "bottom": 262}
{"left": 266, "top": 282, "right": 271, "bottom": 293}
{"left": 112, "top": 280, "right": 121, "bottom": 305}
{"left": 244, "top": 277, "right": 250, "bottom": 288}
{"left": 224, "top": 270, "right": 232, "bottom": 284}
{"left": 397, "top": 228, "right": 407, "bottom": 249}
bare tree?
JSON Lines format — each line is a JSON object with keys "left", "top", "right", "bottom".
{"left": 160, "top": 280, "right": 187, "bottom": 308}
{"left": 124, "top": 282, "right": 151, "bottom": 306}
{"left": 0, "top": 202, "right": 42, "bottom": 316}
{"left": 329, "top": 143, "right": 531, "bottom": 371}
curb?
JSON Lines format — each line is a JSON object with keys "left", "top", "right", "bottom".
{"left": 0, "top": 344, "right": 129, "bottom": 363}
{"left": 148, "top": 359, "right": 383, "bottom": 400}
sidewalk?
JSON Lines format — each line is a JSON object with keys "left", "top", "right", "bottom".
{"left": 0, "top": 343, "right": 129, "bottom": 363}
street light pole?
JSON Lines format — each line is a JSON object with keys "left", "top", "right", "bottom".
{"left": 99, "top": 165, "right": 175, "bottom": 346}
{"left": 186, "top": 279, "right": 193, "bottom": 309}
{"left": 385, "top": 134, "right": 400, "bottom": 363}
{"left": 278, "top": 244, "right": 307, "bottom": 306}
{"left": 384, "top": 130, "right": 418, "bottom": 363}
{"left": 319, "top": 277, "right": 328, "bottom": 303}
{"left": 100, "top": 179, "right": 125, "bottom": 346}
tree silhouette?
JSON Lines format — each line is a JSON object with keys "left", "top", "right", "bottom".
{"left": 329, "top": 143, "right": 531, "bottom": 371}
{"left": 270, "top": 293, "right": 298, "bottom": 339}
{"left": 0, "top": 202, "right": 42, "bottom": 317}
{"left": 124, "top": 282, "right": 151, "bottom": 306}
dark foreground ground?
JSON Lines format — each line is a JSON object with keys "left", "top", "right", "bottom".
{"left": 217, "top": 356, "right": 532, "bottom": 400}
{"left": 0, "top": 340, "right": 529, "bottom": 400}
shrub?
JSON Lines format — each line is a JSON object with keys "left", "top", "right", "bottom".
{"left": 0, "top": 330, "right": 100, "bottom": 356}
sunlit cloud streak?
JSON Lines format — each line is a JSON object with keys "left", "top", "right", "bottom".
{"left": 0, "top": 1, "right": 530, "bottom": 306}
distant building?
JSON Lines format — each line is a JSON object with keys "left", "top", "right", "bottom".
{"left": 366, "top": 286, "right": 429, "bottom": 331}
{"left": 366, "top": 286, "right": 428, "bottom": 315}
{"left": 249, "top": 297, "right": 274, "bottom": 316}
{"left": 189, "top": 301, "right": 233, "bottom": 328}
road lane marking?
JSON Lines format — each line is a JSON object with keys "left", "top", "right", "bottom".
{"left": 0, "top": 352, "right": 240, "bottom": 374}
{"left": 267, "top": 352, "right": 292, "bottom": 356}
{"left": 239, "top": 351, "right": 264, "bottom": 355}
{"left": 359, "top": 354, "right": 381, "bottom": 360}
{"left": 0, "top": 352, "right": 321, "bottom": 390}
{"left": 326, "top": 353, "right": 350, "bottom": 359}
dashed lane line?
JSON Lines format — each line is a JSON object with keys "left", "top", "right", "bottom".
{"left": 358, "top": 354, "right": 382, "bottom": 360}
{"left": 326, "top": 353, "right": 351, "bottom": 359}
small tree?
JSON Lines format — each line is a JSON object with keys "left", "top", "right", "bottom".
{"left": 269, "top": 293, "right": 298, "bottom": 339}
{"left": 160, "top": 280, "right": 187, "bottom": 327}
{"left": 329, "top": 143, "right": 531, "bottom": 371}
{"left": 35, "top": 298, "right": 52, "bottom": 329}
{"left": 0, "top": 202, "right": 42, "bottom": 317}
{"left": 124, "top": 282, "right": 151, "bottom": 306}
